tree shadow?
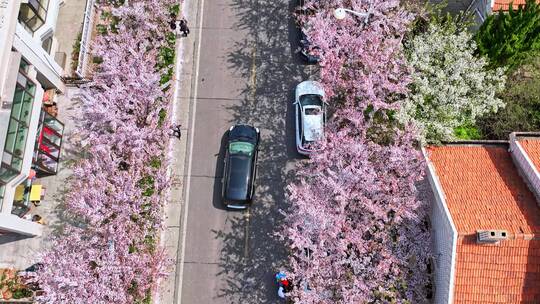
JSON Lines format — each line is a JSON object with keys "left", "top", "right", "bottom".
{"left": 210, "top": 0, "right": 310, "bottom": 303}
{"left": 212, "top": 131, "right": 228, "bottom": 211}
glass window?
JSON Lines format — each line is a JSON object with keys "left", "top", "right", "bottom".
{"left": 0, "top": 165, "right": 18, "bottom": 185}
{"left": 0, "top": 62, "right": 37, "bottom": 185}
{"left": 4, "top": 118, "right": 19, "bottom": 154}
{"left": 42, "top": 35, "right": 53, "bottom": 54}
{"left": 18, "top": 0, "right": 49, "bottom": 33}
{"left": 19, "top": 59, "right": 30, "bottom": 74}
{"left": 0, "top": 185, "right": 5, "bottom": 202}
{"left": 229, "top": 142, "right": 254, "bottom": 156}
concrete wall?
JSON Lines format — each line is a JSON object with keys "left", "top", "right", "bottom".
{"left": 431, "top": 0, "right": 474, "bottom": 14}
{"left": 0, "top": 0, "right": 22, "bottom": 106}
{"left": 14, "top": 24, "right": 65, "bottom": 91}
{"left": 423, "top": 148, "right": 458, "bottom": 304}
{"left": 0, "top": 213, "right": 42, "bottom": 236}
{"left": 509, "top": 134, "right": 540, "bottom": 205}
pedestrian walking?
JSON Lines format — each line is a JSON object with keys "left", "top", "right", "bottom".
{"left": 171, "top": 123, "right": 182, "bottom": 139}
{"left": 176, "top": 17, "right": 190, "bottom": 37}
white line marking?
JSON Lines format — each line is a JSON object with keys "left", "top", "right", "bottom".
{"left": 176, "top": 0, "right": 205, "bottom": 302}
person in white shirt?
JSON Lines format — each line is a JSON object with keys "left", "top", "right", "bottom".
{"left": 278, "top": 286, "right": 286, "bottom": 299}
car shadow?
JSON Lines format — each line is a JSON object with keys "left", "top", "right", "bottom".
{"left": 212, "top": 131, "right": 229, "bottom": 211}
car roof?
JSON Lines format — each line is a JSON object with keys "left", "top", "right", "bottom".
{"left": 225, "top": 154, "right": 252, "bottom": 201}
{"left": 302, "top": 105, "right": 324, "bottom": 142}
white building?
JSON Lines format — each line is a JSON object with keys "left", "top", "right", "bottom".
{"left": 0, "top": 0, "right": 66, "bottom": 236}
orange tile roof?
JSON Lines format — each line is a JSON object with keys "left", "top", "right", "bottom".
{"left": 427, "top": 145, "right": 540, "bottom": 303}
{"left": 427, "top": 145, "right": 540, "bottom": 235}
{"left": 519, "top": 139, "right": 540, "bottom": 173}
{"left": 493, "top": 0, "right": 540, "bottom": 11}
{"left": 455, "top": 237, "right": 540, "bottom": 304}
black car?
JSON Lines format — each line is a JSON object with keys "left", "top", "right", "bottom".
{"left": 222, "top": 125, "right": 260, "bottom": 209}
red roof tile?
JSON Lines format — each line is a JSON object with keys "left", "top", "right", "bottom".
{"left": 427, "top": 145, "right": 540, "bottom": 235}
{"left": 519, "top": 139, "right": 540, "bottom": 173}
{"left": 427, "top": 145, "right": 540, "bottom": 303}
{"left": 455, "top": 237, "right": 540, "bottom": 304}
{"left": 492, "top": 0, "right": 540, "bottom": 11}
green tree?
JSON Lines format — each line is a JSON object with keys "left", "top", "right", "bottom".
{"left": 477, "top": 56, "right": 540, "bottom": 139}
{"left": 475, "top": 0, "right": 540, "bottom": 70}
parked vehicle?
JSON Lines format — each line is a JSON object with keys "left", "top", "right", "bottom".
{"left": 222, "top": 125, "right": 260, "bottom": 209}
{"left": 294, "top": 81, "right": 326, "bottom": 155}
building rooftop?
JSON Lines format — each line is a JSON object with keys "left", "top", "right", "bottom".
{"left": 492, "top": 0, "right": 540, "bottom": 11}
{"left": 426, "top": 144, "right": 540, "bottom": 303}
{"left": 518, "top": 138, "right": 540, "bottom": 173}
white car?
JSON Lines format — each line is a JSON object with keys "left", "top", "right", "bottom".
{"left": 294, "top": 80, "right": 326, "bottom": 155}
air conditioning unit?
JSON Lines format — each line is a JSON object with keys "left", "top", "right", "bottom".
{"left": 477, "top": 230, "right": 509, "bottom": 243}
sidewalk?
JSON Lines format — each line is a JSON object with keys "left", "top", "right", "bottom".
{"left": 157, "top": 0, "right": 201, "bottom": 302}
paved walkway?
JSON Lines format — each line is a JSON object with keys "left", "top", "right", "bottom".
{"left": 54, "top": 0, "right": 87, "bottom": 74}
{"left": 157, "top": 0, "right": 198, "bottom": 302}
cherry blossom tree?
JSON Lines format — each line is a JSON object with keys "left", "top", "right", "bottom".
{"left": 300, "top": 0, "right": 414, "bottom": 111}
{"left": 33, "top": 0, "right": 179, "bottom": 302}
{"left": 284, "top": 1, "right": 433, "bottom": 302}
{"left": 284, "top": 114, "right": 431, "bottom": 303}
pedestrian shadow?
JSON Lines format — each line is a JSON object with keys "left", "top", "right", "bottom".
{"left": 210, "top": 0, "right": 310, "bottom": 303}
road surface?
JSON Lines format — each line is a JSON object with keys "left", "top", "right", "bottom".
{"left": 178, "top": 0, "right": 311, "bottom": 303}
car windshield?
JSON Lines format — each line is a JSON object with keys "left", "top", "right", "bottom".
{"left": 300, "top": 94, "right": 322, "bottom": 107}
{"left": 229, "top": 142, "right": 255, "bottom": 156}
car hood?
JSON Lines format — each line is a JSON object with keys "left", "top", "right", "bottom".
{"left": 303, "top": 107, "right": 324, "bottom": 142}
{"left": 296, "top": 81, "right": 325, "bottom": 98}
{"left": 229, "top": 125, "right": 258, "bottom": 142}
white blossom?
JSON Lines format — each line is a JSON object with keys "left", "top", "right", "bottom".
{"left": 400, "top": 23, "right": 507, "bottom": 143}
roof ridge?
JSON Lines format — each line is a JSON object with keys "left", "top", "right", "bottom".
{"left": 458, "top": 232, "right": 540, "bottom": 240}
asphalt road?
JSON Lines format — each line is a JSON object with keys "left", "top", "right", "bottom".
{"left": 179, "top": 0, "right": 312, "bottom": 303}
